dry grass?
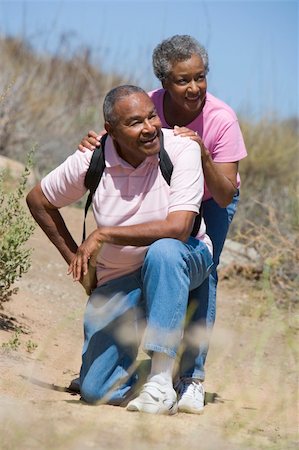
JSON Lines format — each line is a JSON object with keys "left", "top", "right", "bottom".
{"left": 0, "top": 36, "right": 125, "bottom": 174}
{"left": 229, "top": 118, "right": 299, "bottom": 309}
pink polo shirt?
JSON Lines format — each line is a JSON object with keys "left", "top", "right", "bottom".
{"left": 41, "top": 128, "right": 212, "bottom": 285}
{"left": 148, "top": 89, "right": 247, "bottom": 201}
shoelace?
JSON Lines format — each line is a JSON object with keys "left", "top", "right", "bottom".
{"left": 177, "top": 379, "right": 204, "bottom": 398}
{"left": 140, "top": 382, "right": 166, "bottom": 397}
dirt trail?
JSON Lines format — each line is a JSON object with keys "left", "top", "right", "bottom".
{"left": 0, "top": 207, "right": 297, "bottom": 450}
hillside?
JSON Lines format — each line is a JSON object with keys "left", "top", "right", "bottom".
{"left": 0, "top": 36, "right": 125, "bottom": 173}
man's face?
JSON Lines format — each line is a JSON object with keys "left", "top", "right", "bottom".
{"left": 106, "top": 92, "right": 162, "bottom": 167}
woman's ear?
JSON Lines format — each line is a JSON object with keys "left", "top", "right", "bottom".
{"left": 162, "top": 76, "right": 171, "bottom": 90}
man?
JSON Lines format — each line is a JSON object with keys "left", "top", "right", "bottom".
{"left": 26, "top": 85, "right": 213, "bottom": 415}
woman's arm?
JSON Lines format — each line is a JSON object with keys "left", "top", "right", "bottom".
{"left": 173, "top": 126, "right": 238, "bottom": 207}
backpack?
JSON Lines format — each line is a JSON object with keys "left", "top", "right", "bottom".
{"left": 82, "top": 131, "right": 201, "bottom": 242}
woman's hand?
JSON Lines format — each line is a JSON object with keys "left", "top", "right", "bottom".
{"left": 78, "top": 130, "right": 104, "bottom": 152}
{"left": 173, "top": 126, "right": 208, "bottom": 157}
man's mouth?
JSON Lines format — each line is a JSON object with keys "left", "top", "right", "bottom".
{"left": 140, "top": 134, "right": 158, "bottom": 144}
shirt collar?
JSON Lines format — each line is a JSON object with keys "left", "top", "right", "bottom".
{"left": 105, "top": 135, "right": 159, "bottom": 169}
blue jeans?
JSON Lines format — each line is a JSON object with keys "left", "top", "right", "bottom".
{"left": 179, "top": 191, "right": 240, "bottom": 380}
{"left": 80, "top": 237, "right": 213, "bottom": 404}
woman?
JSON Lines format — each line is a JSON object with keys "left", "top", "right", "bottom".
{"left": 77, "top": 35, "right": 247, "bottom": 413}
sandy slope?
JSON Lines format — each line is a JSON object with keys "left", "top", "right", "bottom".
{"left": 0, "top": 207, "right": 298, "bottom": 450}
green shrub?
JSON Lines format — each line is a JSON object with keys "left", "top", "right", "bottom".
{"left": 0, "top": 151, "right": 36, "bottom": 307}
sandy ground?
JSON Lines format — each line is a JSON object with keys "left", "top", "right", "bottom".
{"left": 0, "top": 207, "right": 298, "bottom": 450}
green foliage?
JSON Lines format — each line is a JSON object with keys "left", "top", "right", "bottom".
{"left": 26, "top": 339, "right": 38, "bottom": 353}
{"left": 1, "top": 328, "right": 21, "bottom": 351}
{"left": 1, "top": 329, "right": 38, "bottom": 353}
{"left": 0, "top": 151, "right": 36, "bottom": 306}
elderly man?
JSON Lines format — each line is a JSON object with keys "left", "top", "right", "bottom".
{"left": 26, "top": 85, "right": 213, "bottom": 415}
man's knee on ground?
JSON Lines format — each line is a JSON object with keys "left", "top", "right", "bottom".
{"left": 80, "top": 376, "right": 108, "bottom": 404}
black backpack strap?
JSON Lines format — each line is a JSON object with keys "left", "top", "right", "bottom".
{"left": 158, "top": 130, "right": 202, "bottom": 238}
{"left": 191, "top": 205, "right": 202, "bottom": 237}
{"left": 82, "top": 133, "right": 108, "bottom": 242}
{"left": 159, "top": 130, "right": 173, "bottom": 185}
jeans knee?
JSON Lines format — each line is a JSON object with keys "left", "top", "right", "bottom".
{"left": 145, "top": 238, "right": 184, "bottom": 267}
{"left": 80, "top": 379, "right": 104, "bottom": 404}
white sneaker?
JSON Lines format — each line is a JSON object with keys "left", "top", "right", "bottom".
{"left": 176, "top": 378, "right": 205, "bottom": 414}
{"left": 126, "top": 380, "right": 178, "bottom": 415}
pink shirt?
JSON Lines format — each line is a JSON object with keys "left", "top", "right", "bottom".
{"left": 148, "top": 89, "right": 247, "bottom": 201}
{"left": 41, "top": 128, "right": 212, "bottom": 286}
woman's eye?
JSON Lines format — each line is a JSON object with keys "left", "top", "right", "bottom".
{"left": 176, "top": 79, "right": 187, "bottom": 85}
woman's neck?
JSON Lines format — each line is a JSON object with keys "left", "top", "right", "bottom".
{"left": 163, "top": 91, "right": 205, "bottom": 128}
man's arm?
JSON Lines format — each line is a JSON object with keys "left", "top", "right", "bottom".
{"left": 69, "top": 210, "right": 197, "bottom": 281}
{"left": 96, "top": 210, "right": 196, "bottom": 245}
{"left": 71, "top": 135, "right": 203, "bottom": 281}
{"left": 26, "top": 183, "right": 79, "bottom": 265}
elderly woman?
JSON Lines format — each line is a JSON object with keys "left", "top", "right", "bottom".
{"left": 77, "top": 35, "right": 247, "bottom": 414}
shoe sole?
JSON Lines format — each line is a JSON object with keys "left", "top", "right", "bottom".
{"left": 127, "top": 401, "right": 178, "bottom": 415}
{"left": 178, "top": 404, "right": 204, "bottom": 414}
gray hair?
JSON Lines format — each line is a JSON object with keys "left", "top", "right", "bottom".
{"left": 103, "top": 85, "right": 147, "bottom": 125}
{"left": 152, "top": 35, "right": 209, "bottom": 82}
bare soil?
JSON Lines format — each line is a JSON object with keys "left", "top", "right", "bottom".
{"left": 0, "top": 207, "right": 298, "bottom": 450}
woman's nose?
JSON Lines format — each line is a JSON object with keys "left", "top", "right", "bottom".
{"left": 188, "top": 80, "right": 200, "bottom": 94}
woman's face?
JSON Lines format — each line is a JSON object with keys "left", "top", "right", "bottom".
{"left": 163, "top": 53, "right": 207, "bottom": 115}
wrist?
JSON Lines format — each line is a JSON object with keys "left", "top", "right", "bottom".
{"left": 91, "top": 227, "right": 104, "bottom": 244}
{"left": 201, "top": 146, "right": 211, "bottom": 163}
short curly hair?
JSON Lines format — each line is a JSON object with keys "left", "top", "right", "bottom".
{"left": 152, "top": 35, "right": 209, "bottom": 82}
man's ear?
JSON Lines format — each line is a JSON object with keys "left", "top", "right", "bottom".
{"left": 104, "top": 121, "right": 113, "bottom": 136}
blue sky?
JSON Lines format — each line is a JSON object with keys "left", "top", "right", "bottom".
{"left": 0, "top": 0, "right": 298, "bottom": 120}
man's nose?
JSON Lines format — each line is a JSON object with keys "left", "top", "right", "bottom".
{"left": 143, "top": 118, "right": 155, "bottom": 132}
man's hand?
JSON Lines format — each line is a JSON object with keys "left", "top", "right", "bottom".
{"left": 79, "top": 252, "right": 98, "bottom": 295}
{"left": 78, "top": 130, "right": 104, "bottom": 152}
{"left": 67, "top": 231, "right": 103, "bottom": 282}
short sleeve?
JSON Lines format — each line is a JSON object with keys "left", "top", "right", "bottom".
{"left": 167, "top": 137, "right": 203, "bottom": 214}
{"left": 211, "top": 117, "right": 247, "bottom": 163}
{"left": 41, "top": 150, "right": 92, "bottom": 207}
